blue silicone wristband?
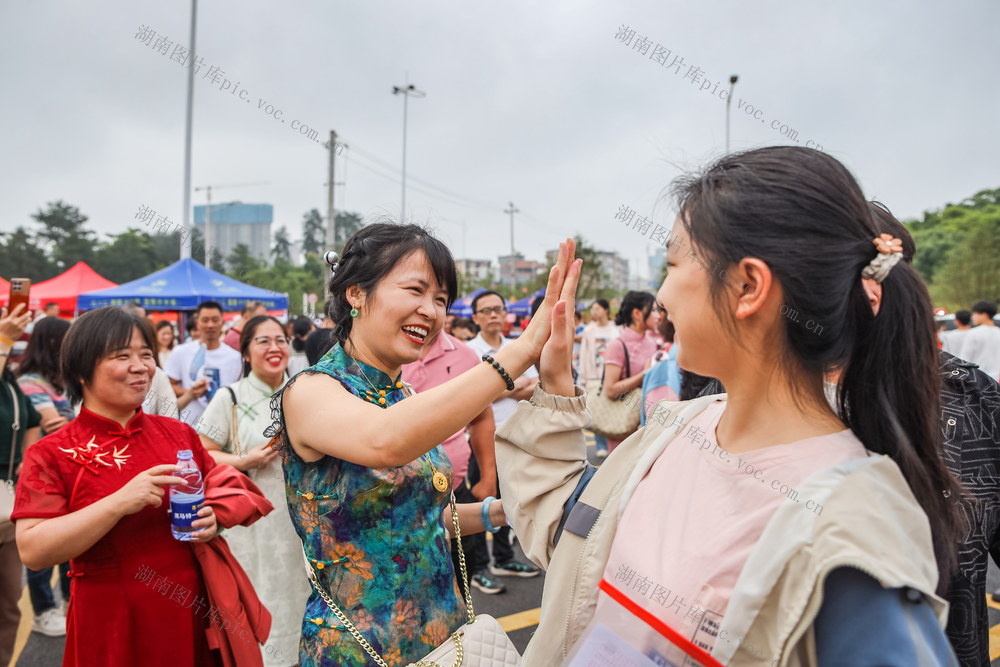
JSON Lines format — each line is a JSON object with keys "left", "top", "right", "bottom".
{"left": 481, "top": 496, "right": 500, "bottom": 534}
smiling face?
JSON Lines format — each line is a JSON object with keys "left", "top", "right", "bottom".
{"left": 84, "top": 326, "right": 156, "bottom": 412}
{"left": 348, "top": 249, "right": 449, "bottom": 371}
{"left": 245, "top": 319, "right": 290, "bottom": 379}
{"left": 643, "top": 303, "right": 662, "bottom": 332}
{"left": 156, "top": 324, "right": 174, "bottom": 350}
{"left": 656, "top": 217, "right": 729, "bottom": 377}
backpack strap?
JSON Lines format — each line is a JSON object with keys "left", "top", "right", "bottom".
{"left": 225, "top": 386, "right": 240, "bottom": 455}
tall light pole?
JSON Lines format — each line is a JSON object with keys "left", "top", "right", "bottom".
{"left": 180, "top": 0, "right": 198, "bottom": 259}
{"left": 504, "top": 202, "right": 519, "bottom": 256}
{"left": 725, "top": 74, "right": 739, "bottom": 153}
{"left": 326, "top": 130, "right": 337, "bottom": 253}
{"left": 392, "top": 78, "right": 425, "bottom": 220}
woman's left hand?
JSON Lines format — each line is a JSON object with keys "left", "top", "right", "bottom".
{"left": 190, "top": 504, "right": 218, "bottom": 542}
{"left": 538, "top": 257, "right": 581, "bottom": 400}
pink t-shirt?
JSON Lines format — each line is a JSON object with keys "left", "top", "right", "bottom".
{"left": 401, "top": 332, "right": 480, "bottom": 484}
{"left": 604, "top": 327, "right": 657, "bottom": 380}
{"left": 575, "top": 400, "right": 867, "bottom": 663}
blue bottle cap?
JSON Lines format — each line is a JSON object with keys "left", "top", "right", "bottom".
{"left": 177, "top": 450, "right": 194, "bottom": 460}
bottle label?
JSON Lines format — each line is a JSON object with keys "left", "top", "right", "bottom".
{"left": 170, "top": 498, "right": 204, "bottom": 528}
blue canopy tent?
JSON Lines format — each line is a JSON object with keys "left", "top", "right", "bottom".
{"left": 77, "top": 258, "right": 289, "bottom": 311}
{"left": 508, "top": 289, "right": 545, "bottom": 317}
{"left": 449, "top": 288, "right": 486, "bottom": 318}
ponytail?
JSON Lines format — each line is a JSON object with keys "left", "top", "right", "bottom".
{"left": 614, "top": 291, "right": 655, "bottom": 327}
{"left": 673, "top": 147, "right": 962, "bottom": 593}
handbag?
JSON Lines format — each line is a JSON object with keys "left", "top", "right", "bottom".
{"left": 585, "top": 339, "right": 642, "bottom": 440}
{"left": 1, "top": 382, "right": 22, "bottom": 533}
{"left": 304, "top": 492, "right": 520, "bottom": 667}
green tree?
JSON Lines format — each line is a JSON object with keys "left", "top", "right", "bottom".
{"left": 272, "top": 226, "right": 292, "bottom": 264}
{"left": 301, "top": 209, "right": 325, "bottom": 256}
{"left": 32, "top": 201, "right": 96, "bottom": 269}
{"left": 929, "top": 221, "right": 1000, "bottom": 310}
{"left": 0, "top": 227, "right": 55, "bottom": 280}
{"left": 573, "top": 235, "right": 608, "bottom": 300}
{"left": 208, "top": 248, "right": 227, "bottom": 272}
{"left": 904, "top": 186, "right": 1000, "bottom": 310}
{"left": 334, "top": 212, "right": 364, "bottom": 253}
{"left": 227, "top": 244, "right": 263, "bottom": 277}
{"left": 91, "top": 229, "right": 162, "bottom": 283}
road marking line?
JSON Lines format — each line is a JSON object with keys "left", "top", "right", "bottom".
{"left": 990, "top": 623, "right": 1000, "bottom": 661}
{"left": 496, "top": 607, "right": 541, "bottom": 633}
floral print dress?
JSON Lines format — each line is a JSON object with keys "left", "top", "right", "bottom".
{"left": 266, "top": 343, "right": 465, "bottom": 667}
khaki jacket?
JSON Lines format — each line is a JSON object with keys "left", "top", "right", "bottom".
{"left": 496, "top": 386, "right": 948, "bottom": 666}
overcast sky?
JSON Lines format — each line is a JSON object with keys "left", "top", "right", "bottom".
{"left": 2, "top": 1, "right": 997, "bottom": 280}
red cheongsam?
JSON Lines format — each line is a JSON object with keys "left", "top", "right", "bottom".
{"left": 12, "top": 407, "right": 222, "bottom": 667}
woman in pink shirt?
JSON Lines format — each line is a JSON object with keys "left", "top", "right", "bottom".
{"left": 602, "top": 291, "right": 661, "bottom": 453}
{"left": 498, "top": 146, "right": 961, "bottom": 666}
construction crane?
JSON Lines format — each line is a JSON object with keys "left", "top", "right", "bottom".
{"left": 194, "top": 181, "right": 269, "bottom": 266}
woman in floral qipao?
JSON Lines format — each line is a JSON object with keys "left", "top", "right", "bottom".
{"left": 267, "top": 223, "right": 581, "bottom": 666}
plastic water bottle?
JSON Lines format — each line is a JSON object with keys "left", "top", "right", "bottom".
{"left": 170, "top": 450, "right": 205, "bottom": 541}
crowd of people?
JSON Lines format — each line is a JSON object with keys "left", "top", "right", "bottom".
{"left": 1, "top": 145, "right": 998, "bottom": 666}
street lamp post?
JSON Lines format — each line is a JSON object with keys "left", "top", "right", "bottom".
{"left": 392, "top": 78, "right": 425, "bottom": 220}
{"left": 726, "top": 74, "right": 739, "bottom": 153}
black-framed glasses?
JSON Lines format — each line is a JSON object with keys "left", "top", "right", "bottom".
{"left": 476, "top": 306, "right": 506, "bottom": 316}
{"left": 253, "top": 336, "right": 289, "bottom": 347}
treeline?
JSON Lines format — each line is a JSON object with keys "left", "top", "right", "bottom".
{"left": 904, "top": 187, "right": 1000, "bottom": 311}
{"left": 0, "top": 202, "right": 364, "bottom": 315}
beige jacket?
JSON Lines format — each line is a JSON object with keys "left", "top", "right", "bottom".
{"left": 496, "top": 386, "right": 948, "bottom": 666}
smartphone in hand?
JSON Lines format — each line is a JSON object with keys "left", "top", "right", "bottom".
{"left": 8, "top": 278, "right": 30, "bottom": 314}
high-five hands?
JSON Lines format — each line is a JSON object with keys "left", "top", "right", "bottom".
{"left": 539, "top": 245, "right": 581, "bottom": 398}
{"left": 518, "top": 239, "right": 582, "bottom": 363}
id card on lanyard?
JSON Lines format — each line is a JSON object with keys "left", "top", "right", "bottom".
{"left": 563, "top": 579, "right": 726, "bottom": 667}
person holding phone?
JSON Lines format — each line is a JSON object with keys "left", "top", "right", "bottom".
{"left": 0, "top": 303, "right": 42, "bottom": 665}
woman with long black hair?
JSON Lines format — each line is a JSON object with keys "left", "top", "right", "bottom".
{"left": 497, "top": 146, "right": 960, "bottom": 666}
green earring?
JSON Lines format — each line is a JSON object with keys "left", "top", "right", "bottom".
{"left": 350, "top": 307, "right": 359, "bottom": 318}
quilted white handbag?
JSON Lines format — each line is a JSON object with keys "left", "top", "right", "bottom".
{"left": 305, "top": 493, "right": 521, "bottom": 667}
{"left": 406, "top": 613, "right": 520, "bottom": 667}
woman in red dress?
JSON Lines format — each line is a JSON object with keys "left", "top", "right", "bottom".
{"left": 12, "top": 307, "right": 222, "bottom": 667}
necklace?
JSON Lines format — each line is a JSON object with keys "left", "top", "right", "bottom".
{"left": 352, "top": 359, "right": 404, "bottom": 406}
{"left": 352, "top": 359, "right": 449, "bottom": 492}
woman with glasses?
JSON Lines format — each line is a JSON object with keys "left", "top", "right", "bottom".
{"left": 197, "top": 315, "right": 308, "bottom": 667}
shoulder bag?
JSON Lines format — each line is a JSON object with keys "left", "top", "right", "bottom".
{"left": 1, "top": 382, "right": 22, "bottom": 534}
{"left": 225, "top": 386, "right": 241, "bottom": 455}
{"left": 304, "top": 493, "right": 520, "bottom": 667}
{"left": 585, "top": 339, "right": 642, "bottom": 440}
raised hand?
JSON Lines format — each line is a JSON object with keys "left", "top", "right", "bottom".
{"left": 0, "top": 303, "right": 31, "bottom": 343}
{"left": 538, "top": 254, "right": 582, "bottom": 396}
{"left": 519, "top": 239, "right": 580, "bottom": 359}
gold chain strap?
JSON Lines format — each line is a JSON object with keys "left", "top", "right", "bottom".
{"left": 304, "top": 492, "right": 476, "bottom": 667}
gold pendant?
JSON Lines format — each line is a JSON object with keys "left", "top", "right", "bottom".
{"left": 432, "top": 470, "right": 449, "bottom": 492}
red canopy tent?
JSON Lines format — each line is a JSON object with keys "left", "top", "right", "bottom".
{"left": 0, "top": 262, "right": 116, "bottom": 314}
